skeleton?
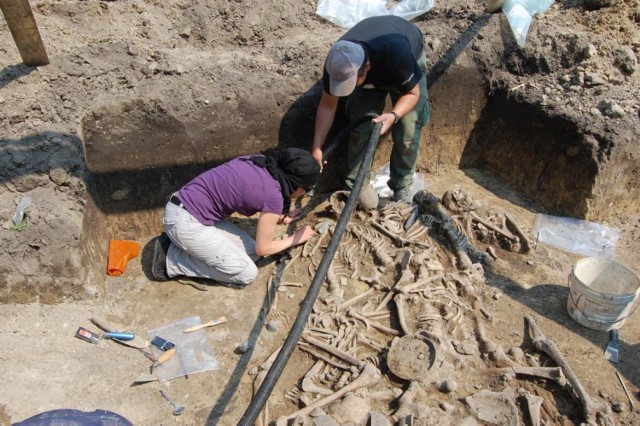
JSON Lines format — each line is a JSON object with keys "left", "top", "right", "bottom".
{"left": 525, "top": 315, "right": 605, "bottom": 422}
{"left": 414, "top": 190, "right": 490, "bottom": 269}
{"left": 275, "top": 363, "right": 382, "bottom": 425}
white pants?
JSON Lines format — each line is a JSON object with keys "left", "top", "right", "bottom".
{"left": 163, "top": 202, "right": 259, "bottom": 286}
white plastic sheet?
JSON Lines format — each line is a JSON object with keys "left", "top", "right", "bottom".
{"left": 316, "top": 0, "right": 435, "bottom": 29}
{"left": 534, "top": 213, "right": 619, "bottom": 258}
{"left": 148, "top": 316, "right": 219, "bottom": 382}
{"left": 502, "top": 0, "right": 555, "bottom": 47}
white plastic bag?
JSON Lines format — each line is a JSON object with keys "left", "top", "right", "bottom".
{"left": 316, "top": 0, "right": 435, "bottom": 29}
{"left": 370, "top": 162, "right": 427, "bottom": 199}
{"left": 502, "top": 0, "right": 554, "bottom": 47}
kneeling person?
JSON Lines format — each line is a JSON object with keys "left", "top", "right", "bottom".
{"left": 152, "top": 147, "right": 320, "bottom": 287}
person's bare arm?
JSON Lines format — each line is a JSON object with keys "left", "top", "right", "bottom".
{"left": 254, "top": 212, "right": 315, "bottom": 257}
{"left": 311, "top": 91, "right": 339, "bottom": 169}
{"left": 373, "top": 83, "right": 420, "bottom": 134}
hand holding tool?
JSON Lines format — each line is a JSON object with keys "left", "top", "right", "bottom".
{"left": 183, "top": 316, "right": 228, "bottom": 333}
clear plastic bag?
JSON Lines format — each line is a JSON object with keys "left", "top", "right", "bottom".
{"left": 316, "top": 0, "right": 434, "bottom": 29}
{"left": 502, "top": 0, "right": 554, "bottom": 47}
{"left": 534, "top": 213, "right": 619, "bottom": 258}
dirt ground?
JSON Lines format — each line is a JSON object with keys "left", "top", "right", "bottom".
{"left": 1, "top": 0, "right": 640, "bottom": 425}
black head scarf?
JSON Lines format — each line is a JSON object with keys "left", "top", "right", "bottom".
{"left": 249, "top": 147, "right": 320, "bottom": 212}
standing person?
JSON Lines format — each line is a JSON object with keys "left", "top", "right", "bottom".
{"left": 151, "top": 147, "right": 320, "bottom": 287}
{"left": 311, "top": 15, "right": 430, "bottom": 202}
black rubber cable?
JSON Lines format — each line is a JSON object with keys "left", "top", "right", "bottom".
{"left": 321, "top": 113, "right": 378, "bottom": 162}
{"left": 238, "top": 121, "right": 383, "bottom": 425}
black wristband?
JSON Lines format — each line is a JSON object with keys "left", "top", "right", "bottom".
{"left": 391, "top": 111, "right": 400, "bottom": 124}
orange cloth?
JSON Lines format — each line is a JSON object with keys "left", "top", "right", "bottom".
{"left": 107, "top": 240, "right": 140, "bottom": 276}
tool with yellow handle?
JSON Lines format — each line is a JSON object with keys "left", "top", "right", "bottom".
{"left": 183, "top": 316, "right": 228, "bottom": 333}
{"left": 151, "top": 347, "right": 176, "bottom": 373}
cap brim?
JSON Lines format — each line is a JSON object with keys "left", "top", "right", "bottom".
{"left": 329, "top": 76, "right": 357, "bottom": 97}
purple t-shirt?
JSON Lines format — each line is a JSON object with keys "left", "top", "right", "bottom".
{"left": 177, "top": 156, "right": 283, "bottom": 225}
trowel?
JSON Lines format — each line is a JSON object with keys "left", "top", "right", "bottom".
{"left": 90, "top": 317, "right": 149, "bottom": 349}
{"left": 604, "top": 329, "right": 619, "bottom": 363}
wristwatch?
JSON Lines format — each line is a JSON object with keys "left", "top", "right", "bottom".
{"left": 391, "top": 111, "right": 400, "bottom": 124}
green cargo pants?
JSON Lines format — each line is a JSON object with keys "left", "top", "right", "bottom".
{"left": 344, "top": 52, "right": 430, "bottom": 191}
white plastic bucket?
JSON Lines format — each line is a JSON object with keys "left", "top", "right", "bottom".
{"left": 567, "top": 257, "right": 640, "bottom": 331}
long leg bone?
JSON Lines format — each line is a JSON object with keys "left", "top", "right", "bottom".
{"left": 298, "top": 344, "right": 350, "bottom": 370}
{"left": 394, "top": 293, "right": 412, "bottom": 335}
{"left": 505, "top": 213, "right": 531, "bottom": 253}
{"left": 302, "top": 335, "right": 364, "bottom": 368}
{"left": 469, "top": 211, "right": 517, "bottom": 241}
{"left": 525, "top": 315, "right": 603, "bottom": 421}
{"left": 276, "top": 363, "right": 381, "bottom": 425}
{"left": 480, "top": 366, "right": 567, "bottom": 386}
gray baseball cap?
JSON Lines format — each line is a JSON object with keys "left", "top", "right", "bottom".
{"left": 325, "top": 40, "right": 365, "bottom": 97}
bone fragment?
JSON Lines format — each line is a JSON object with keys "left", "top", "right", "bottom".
{"left": 522, "top": 393, "right": 543, "bottom": 426}
{"left": 301, "top": 376, "right": 333, "bottom": 396}
{"left": 297, "top": 345, "right": 351, "bottom": 370}
{"left": 394, "top": 293, "right": 412, "bottom": 335}
{"left": 348, "top": 310, "right": 399, "bottom": 336}
{"left": 505, "top": 213, "right": 531, "bottom": 253}
{"left": 302, "top": 335, "right": 364, "bottom": 367}
{"left": 276, "top": 363, "right": 381, "bottom": 425}
{"left": 253, "top": 345, "right": 282, "bottom": 426}
{"left": 309, "top": 229, "right": 330, "bottom": 257}
{"left": 473, "top": 314, "right": 515, "bottom": 367}
{"left": 400, "top": 273, "right": 445, "bottom": 294}
{"left": 481, "top": 366, "right": 567, "bottom": 386}
{"left": 470, "top": 212, "right": 517, "bottom": 241}
{"left": 339, "top": 288, "right": 375, "bottom": 310}
{"left": 525, "top": 315, "right": 603, "bottom": 421}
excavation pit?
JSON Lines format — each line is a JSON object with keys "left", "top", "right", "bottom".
{"left": 12, "top": 61, "right": 633, "bottom": 306}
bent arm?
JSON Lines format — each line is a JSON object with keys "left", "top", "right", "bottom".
{"left": 255, "top": 212, "right": 315, "bottom": 257}
{"left": 373, "top": 83, "right": 420, "bottom": 134}
{"left": 311, "top": 91, "right": 339, "bottom": 167}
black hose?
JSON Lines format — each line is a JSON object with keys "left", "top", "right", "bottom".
{"left": 322, "top": 113, "right": 378, "bottom": 162}
{"left": 238, "top": 121, "right": 383, "bottom": 425}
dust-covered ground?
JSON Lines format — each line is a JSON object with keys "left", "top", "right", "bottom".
{"left": 1, "top": 0, "right": 640, "bottom": 425}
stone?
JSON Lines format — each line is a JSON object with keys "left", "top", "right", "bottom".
{"left": 439, "top": 380, "right": 458, "bottom": 393}
{"left": 614, "top": 47, "right": 637, "bottom": 75}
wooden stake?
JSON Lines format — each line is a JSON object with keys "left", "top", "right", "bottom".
{"left": 616, "top": 371, "right": 636, "bottom": 412}
{"left": 0, "top": 0, "right": 49, "bottom": 66}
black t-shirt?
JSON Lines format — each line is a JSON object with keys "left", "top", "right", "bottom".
{"left": 323, "top": 15, "right": 424, "bottom": 95}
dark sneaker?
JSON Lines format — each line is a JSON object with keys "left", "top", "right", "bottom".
{"left": 392, "top": 186, "right": 413, "bottom": 203}
{"left": 151, "top": 233, "right": 171, "bottom": 281}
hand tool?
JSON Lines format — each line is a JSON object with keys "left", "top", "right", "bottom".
{"left": 160, "top": 390, "right": 185, "bottom": 416}
{"left": 90, "top": 317, "right": 148, "bottom": 349}
{"left": 183, "top": 316, "right": 228, "bottom": 333}
{"left": 604, "top": 329, "right": 619, "bottom": 363}
{"left": 151, "top": 347, "right": 176, "bottom": 373}
{"left": 103, "top": 332, "right": 135, "bottom": 341}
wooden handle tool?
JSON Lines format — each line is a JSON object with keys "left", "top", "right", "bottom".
{"left": 183, "top": 316, "right": 228, "bottom": 333}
